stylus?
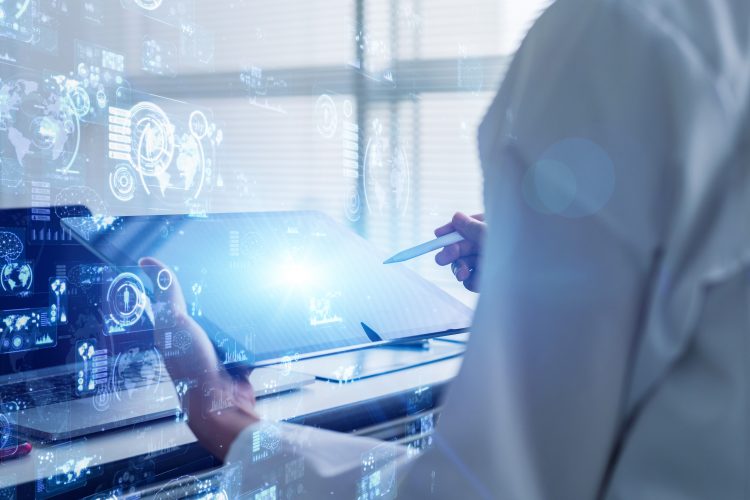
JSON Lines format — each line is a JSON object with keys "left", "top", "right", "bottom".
{"left": 383, "top": 231, "right": 465, "bottom": 264}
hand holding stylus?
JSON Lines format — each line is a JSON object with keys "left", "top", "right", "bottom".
{"left": 434, "top": 213, "right": 486, "bottom": 293}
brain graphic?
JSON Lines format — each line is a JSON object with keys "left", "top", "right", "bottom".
{"left": 0, "top": 231, "right": 23, "bottom": 263}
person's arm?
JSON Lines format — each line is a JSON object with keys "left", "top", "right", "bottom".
{"left": 140, "top": 257, "right": 261, "bottom": 460}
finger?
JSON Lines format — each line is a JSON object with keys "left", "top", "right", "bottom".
{"left": 452, "top": 256, "right": 478, "bottom": 282}
{"left": 435, "top": 213, "right": 484, "bottom": 238}
{"left": 434, "top": 221, "right": 455, "bottom": 237}
{"left": 436, "top": 238, "right": 481, "bottom": 265}
{"left": 463, "top": 272, "right": 480, "bottom": 292}
{"left": 139, "top": 257, "right": 187, "bottom": 316}
{"left": 452, "top": 212, "right": 486, "bottom": 246}
{"left": 435, "top": 243, "right": 461, "bottom": 266}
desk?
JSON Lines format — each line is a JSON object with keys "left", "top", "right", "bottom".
{"left": 0, "top": 342, "right": 464, "bottom": 498}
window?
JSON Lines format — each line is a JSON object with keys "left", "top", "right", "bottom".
{"left": 0, "top": 0, "right": 550, "bottom": 304}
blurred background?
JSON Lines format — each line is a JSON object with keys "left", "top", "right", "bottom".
{"left": 0, "top": 0, "right": 551, "bottom": 304}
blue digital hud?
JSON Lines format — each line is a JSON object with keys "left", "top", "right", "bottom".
{"left": 359, "top": 443, "right": 399, "bottom": 500}
{"left": 35, "top": 440, "right": 104, "bottom": 499}
{"left": 0, "top": 61, "right": 87, "bottom": 186}
{"left": 108, "top": 86, "right": 222, "bottom": 214}
{"left": 0, "top": 307, "right": 55, "bottom": 354}
{"left": 101, "top": 265, "right": 176, "bottom": 336}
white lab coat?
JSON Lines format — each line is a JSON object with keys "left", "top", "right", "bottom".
{"left": 226, "top": 0, "right": 750, "bottom": 498}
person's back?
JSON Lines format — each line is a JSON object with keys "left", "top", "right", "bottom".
{"left": 600, "top": 2, "right": 750, "bottom": 496}
{"left": 422, "top": 0, "right": 750, "bottom": 497}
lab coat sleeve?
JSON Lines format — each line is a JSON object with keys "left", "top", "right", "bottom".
{"left": 224, "top": 420, "right": 412, "bottom": 498}
{"left": 400, "top": 1, "right": 724, "bottom": 499}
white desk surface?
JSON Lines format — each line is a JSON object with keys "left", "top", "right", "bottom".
{"left": 0, "top": 348, "right": 463, "bottom": 488}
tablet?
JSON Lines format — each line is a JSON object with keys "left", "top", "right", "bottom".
{"left": 61, "top": 211, "right": 472, "bottom": 368}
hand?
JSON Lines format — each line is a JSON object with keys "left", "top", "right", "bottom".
{"left": 139, "top": 257, "right": 260, "bottom": 460}
{"left": 434, "top": 213, "right": 486, "bottom": 292}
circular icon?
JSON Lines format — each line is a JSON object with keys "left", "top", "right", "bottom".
{"left": 10, "top": 335, "right": 23, "bottom": 350}
{"left": 96, "top": 88, "right": 107, "bottom": 108}
{"left": 134, "top": 0, "right": 163, "bottom": 10}
{"left": 107, "top": 272, "right": 147, "bottom": 328}
{"left": 93, "top": 386, "right": 111, "bottom": 412}
{"left": 314, "top": 94, "right": 338, "bottom": 139}
{"left": 344, "top": 186, "right": 361, "bottom": 222}
{"left": 130, "top": 101, "right": 175, "bottom": 177}
{"left": 109, "top": 164, "right": 137, "bottom": 202}
{"left": 1, "top": 262, "right": 33, "bottom": 294}
{"left": 363, "top": 137, "right": 410, "bottom": 217}
{"left": 156, "top": 268, "right": 172, "bottom": 290}
{"left": 343, "top": 99, "right": 353, "bottom": 118}
{"left": 67, "top": 86, "right": 91, "bottom": 118}
{"left": 188, "top": 110, "right": 209, "bottom": 139}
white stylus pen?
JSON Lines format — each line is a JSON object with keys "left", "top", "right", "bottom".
{"left": 383, "top": 231, "right": 465, "bottom": 264}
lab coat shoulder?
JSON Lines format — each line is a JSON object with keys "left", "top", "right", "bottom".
{"left": 615, "top": 0, "right": 750, "bottom": 80}
{"left": 479, "top": 0, "right": 750, "bottom": 260}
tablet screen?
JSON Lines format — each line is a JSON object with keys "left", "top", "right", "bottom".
{"left": 62, "top": 211, "right": 472, "bottom": 367}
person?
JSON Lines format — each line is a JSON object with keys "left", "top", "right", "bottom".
{"left": 142, "top": 0, "right": 750, "bottom": 497}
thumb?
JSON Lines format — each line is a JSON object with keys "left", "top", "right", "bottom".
{"left": 452, "top": 212, "right": 485, "bottom": 246}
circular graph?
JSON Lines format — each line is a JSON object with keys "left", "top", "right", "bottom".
{"left": 314, "top": 94, "right": 338, "bottom": 138}
{"left": 343, "top": 99, "right": 353, "bottom": 118}
{"left": 93, "top": 385, "right": 112, "bottom": 412}
{"left": 344, "top": 186, "right": 361, "bottom": 222}
{"left": 106, "top": 272, "right": 147, "bottom": 328}
{"left": 130, "top": 101, "right": 175, "bottom": 178}
{"left": 67, "top": 85, "right": 91, "bottom": 119}
{"left": 128, "top": 102, "right": 212, "bottom": 205}
{"left": 156, "top": 268, "right": 172, "bottom": 290}
{"left": 109, "top": 164, "right": 137, "bottom": 202}
{"left": 1, "top": 262, "right": 33, "bottom": 294}
{"left": 189, "top": 110, "right": 209, "bottom": 139}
